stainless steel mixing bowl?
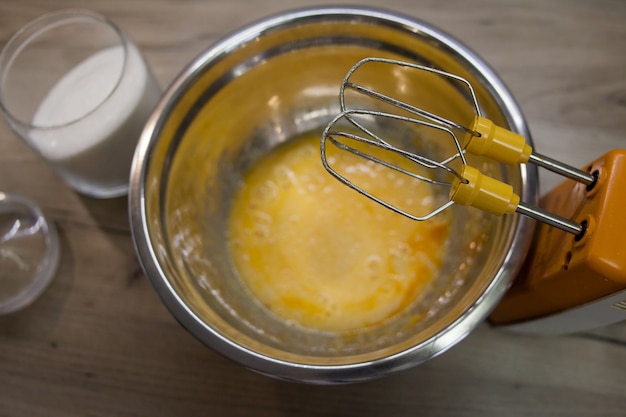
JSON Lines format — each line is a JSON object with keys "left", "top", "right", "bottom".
{"left": 129, "top": 6, "right": 538, "bottom": 383}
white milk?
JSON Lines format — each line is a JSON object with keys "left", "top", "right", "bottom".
{"left": 29, "top": 43, "right": 160, "bottom": 197}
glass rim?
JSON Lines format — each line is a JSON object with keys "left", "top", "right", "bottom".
{"left": 0, "top": 8, "right": 130, "bottom": 130}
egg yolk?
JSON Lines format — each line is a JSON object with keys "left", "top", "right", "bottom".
{"left": 227, "top": 132, "right": 449, "bottom": 332}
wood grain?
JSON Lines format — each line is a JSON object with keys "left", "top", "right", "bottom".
{"left": 1, "top": 1, "right": 625, "bottom": 416}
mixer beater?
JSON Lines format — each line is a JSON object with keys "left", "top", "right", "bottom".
{"left": 322, "top": 58, "right": 593, "bottom": 236}
{"left": 321, "top": 57, "right": 626, "bottom": 332}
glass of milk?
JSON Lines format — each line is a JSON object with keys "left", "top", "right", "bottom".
{"left": 0, "top": 9, "right": 161, "bottom": 198}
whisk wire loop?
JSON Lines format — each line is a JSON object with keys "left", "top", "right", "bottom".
{"left": 321, "top": 110, "right": 462, "bottom": 221}
{"left": 324, "top": 122, "right": 464, "bottom": 187}
{"left": 340, "top": 57, "right": 483, "bottom": 137}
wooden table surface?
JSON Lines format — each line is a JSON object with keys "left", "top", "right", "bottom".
{"left": 1, "top": 0, "right": 625, "bottom": 416}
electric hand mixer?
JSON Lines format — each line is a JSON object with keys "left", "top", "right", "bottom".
{"left": 321, "top": 57, "right": 626, "bottom": 334}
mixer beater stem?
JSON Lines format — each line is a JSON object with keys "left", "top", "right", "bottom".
{"left": 516, "top": 203, "right": 583, "bottom": 236}
{"left": 528, "top": 152, "right": 595, "bottom": 187}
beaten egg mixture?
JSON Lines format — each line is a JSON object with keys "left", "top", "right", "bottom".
{"left": 227, "top": 132, "right": 449, "bottom": 332}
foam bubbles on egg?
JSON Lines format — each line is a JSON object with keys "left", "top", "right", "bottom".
{"left": 227, "top": 132, "right": 450, "bottom": 332}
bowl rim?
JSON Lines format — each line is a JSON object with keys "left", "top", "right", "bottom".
{"left": 128, "top": 5, "right": 538, "bottom": 383}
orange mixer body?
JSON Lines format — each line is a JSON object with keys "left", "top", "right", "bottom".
{"left": 489, "top": 149, "right": 626, "bottom": 325}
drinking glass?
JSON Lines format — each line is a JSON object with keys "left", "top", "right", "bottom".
{"left": 0, "top": 9, "right": 161, "bottom": 197}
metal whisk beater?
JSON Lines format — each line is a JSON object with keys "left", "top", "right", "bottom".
{"left": 321, "top": 58, "right": 596, "bottom": 236}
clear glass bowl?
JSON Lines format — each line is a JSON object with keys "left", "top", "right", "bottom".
{"left": 0, "top": 192, "right": 60, "bottom": 314}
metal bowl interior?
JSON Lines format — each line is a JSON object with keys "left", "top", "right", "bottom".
{"left": 129, "top": 7, "right": 537, "bottom": 383}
